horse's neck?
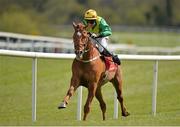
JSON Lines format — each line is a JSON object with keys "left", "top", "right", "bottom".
{"left": 83, "top": 41, "right": 100, "bottom": 59}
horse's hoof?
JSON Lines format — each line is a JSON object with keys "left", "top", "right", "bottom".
{"left": 58, "top": 102, "right": 66, "bottom": 109}
{"left": 122, "top": 111, "right": 130, "bottom": 117}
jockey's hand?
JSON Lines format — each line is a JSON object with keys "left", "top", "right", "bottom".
{"left": 91, "top": 33, "right": 98, "bottom": 38}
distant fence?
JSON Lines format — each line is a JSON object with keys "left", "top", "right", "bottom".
{"left": 0, "top": 31, "right": 73, "bottom": 53}
{"left": 1, "top": 31, "right": 180, "bottom": 55}
{"left": 1, "top": 49, "right": 180, "bottom": 121}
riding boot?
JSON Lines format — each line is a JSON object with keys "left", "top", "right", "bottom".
{"left": 101, "top": 50, "right": 121, "bottom": 65}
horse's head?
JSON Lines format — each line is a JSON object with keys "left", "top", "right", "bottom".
{"left": 72, "top": 22, "right": 89, "bottom": 59}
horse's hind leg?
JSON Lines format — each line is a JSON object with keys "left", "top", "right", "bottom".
{"left": 95, "top": 87, "right": 106, "bottom": 120}
{"left": 112, "top": 66, "right": 130, "bottom": 117}
{"left": 58, "top": 76, "right": 79, "bottom": 109}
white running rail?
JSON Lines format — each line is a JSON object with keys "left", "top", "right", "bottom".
{"left": 0, "top": 49, "right": 180, "bottom": 121}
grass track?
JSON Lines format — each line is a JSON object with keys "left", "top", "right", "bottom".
{"left": 112, "top": 32, "right": 180, "bottom": 47}
{"left": 0, "top": 56, "right": 180, "bottom": 126}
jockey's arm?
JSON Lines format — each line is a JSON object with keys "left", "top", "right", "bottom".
{"left": 99, "top": 18, "right": 112, "bottom": 37}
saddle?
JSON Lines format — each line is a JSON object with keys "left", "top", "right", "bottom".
{"left": 104, "top": 57, "right": 118, "bottom": 72}
{"left": 100, "top": 56, "right": 118, "bottom": 82}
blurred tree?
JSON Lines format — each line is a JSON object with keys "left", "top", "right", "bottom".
{"left": 172, "top": 0, "right": 180, "bottom": 25}
{"left": 126, "top": 9, "right": 146, "bottom": 25}
{"left": 165, "top": 0, "right": 173, "bottom": 26}
{"left": 0, "top": 0, "right": 179, "bottom": 35}
{"left": 76, "top": 0, "right": 88, "bottom": 5}
{"left": 145, "top": 0, "right": 174, "bottom": 26}
{"left": 145, "top": 12, "right": 152, "bottom": 25}
{"left": 152, "top": 5, "right": 165, "bottom": 25}
{"left": 43, "top": 0, "right": 84, "bottom": 24}
{"left": 0, "top": 8, "right": 40, "bottom": 35}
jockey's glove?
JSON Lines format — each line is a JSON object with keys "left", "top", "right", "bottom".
{"left": 88, "top": 32, "right": 102, "bottom": 38}
{"left": 91, "top": 33, "right": 98, "bottom": 38}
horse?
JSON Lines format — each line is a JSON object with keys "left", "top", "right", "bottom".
{"left": 58, "top": 22, "right": 130, "bottom": 120}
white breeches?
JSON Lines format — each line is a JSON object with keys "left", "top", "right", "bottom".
{"left": 90, "top": 37, "right": 109, "bottom": 53}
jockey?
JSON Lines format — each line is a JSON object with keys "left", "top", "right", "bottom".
{"left": 83, "top": 9, "right": 121, "bottom": 65}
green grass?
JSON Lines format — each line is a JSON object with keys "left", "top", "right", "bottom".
{"left": 112, "top": 32, "right": 180, "bottom": 47}
{"left": 0, "top": 56, "right": 180, "bottom": 126}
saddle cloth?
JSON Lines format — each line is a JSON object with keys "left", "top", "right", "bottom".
{"left": 104, "top": 57, "right": 118, "bottom": 72}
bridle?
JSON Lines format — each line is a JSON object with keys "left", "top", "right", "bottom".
{"left": 74, "top": 31, "right": 90, "bottom": 55}
{"left": 73, "top": 28, "right": 100, "bottom": 63}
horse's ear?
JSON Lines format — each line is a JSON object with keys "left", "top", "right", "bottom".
{"left": 72, "top": 22, "right": 77, "bottom": 30}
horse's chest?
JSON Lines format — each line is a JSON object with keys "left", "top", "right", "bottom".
{"left": 81, "top": 70, "right": 96, "bottom": 80}
{"left": 80, "top": 67, "right": 100, "bottom": 81}
{"left": 74, "top": 60, "right": 105, "bottom": 82}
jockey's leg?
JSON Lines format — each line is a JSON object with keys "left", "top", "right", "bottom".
{"left": 96, "top": 37, "right": 121, "bottom": 65}
{"left": 102, "top": 50, "right": 121, "bottom": 65}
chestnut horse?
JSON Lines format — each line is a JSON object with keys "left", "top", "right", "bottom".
{"left": 58, "top": 22, "right": 130, "bottom": 120}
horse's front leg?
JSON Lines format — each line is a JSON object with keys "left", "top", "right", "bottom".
{"left": 95, "top": 87, "right": 106, "bottom": 120}
{"left": 83, "top": 82, "right": 97, "bottom": 120}
{"left": 58, "top": 76, "right": 79, "bottom": 109}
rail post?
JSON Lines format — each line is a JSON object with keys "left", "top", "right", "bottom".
{"left": 32, "top": 57, "right": 37, "bottom": 122}
{"left": 113, "top": 90, "right": 118, "bottom": 119}
{"left": 152, "top": 60, "right": 158, "bottom": 116}
{"left": 77, "top": 86, "right": 83, "bottom": 120}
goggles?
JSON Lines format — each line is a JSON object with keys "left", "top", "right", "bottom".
{"left": 87, "top": 20, "right": 96, "bottom": 24}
